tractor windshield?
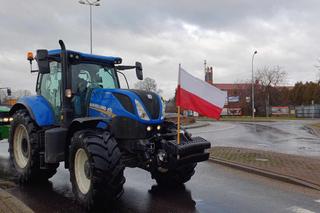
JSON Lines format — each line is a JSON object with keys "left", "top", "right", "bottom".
{"left": 71, "top": 63, "right": 119, "bottom": 93}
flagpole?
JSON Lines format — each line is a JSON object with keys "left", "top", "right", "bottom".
{"left": 177, "top": 105, "right": 181, "bottom": 145}
{"left": 177, "top": 64, "right": 181, "bottom": 145}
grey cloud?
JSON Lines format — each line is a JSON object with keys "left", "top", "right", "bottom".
{"left": 1, "top": 0, "right": 320, "bottom": 99}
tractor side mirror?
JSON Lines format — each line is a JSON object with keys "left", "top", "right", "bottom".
{"left": 135, "top": 62, "right": 143, "bottom": 80}
{"left": 36, "top": 49, "right": 50, "bottom": 74}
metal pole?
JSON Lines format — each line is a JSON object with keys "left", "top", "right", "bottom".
{"left": 252, "top": 51, "right": 257, "bottom": 118}
{"left": 90, "top": 4, "right": 93, "bottom": 54}
{"left": 204, "top": 60, "right": 207, "bottom": 80}
{"left": 177, "top": 106, "right": 181, "bottom": 145}
{"left": 79, "top": 0, "right": 100, "bottom": 53}
{"left": 177, "top": 64, "right": 181, "bottom": 145}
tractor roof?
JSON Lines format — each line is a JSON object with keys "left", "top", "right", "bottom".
{"left": 48, "top": 49, "right": 122, "bottom": 65}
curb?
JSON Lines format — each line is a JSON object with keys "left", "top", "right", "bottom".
{"left": 196, "top": 118, "right": 310, "bottom": 123}
{"left": 182, "top": 122, "right": 210, "bottom": 129}
{"left": 0, "top": 187, "right": 34, "bottom": 213}
{"left": 306, "top": 124, "right": 320, "bottom": 138}
{"left": 209, "top": 157, "right": 320, "bottom": 191}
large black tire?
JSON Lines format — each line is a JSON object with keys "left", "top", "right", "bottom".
{"left": 151, "top": 163, "right": 197, "bottom": 186}
{"left": 69, "top": 129, "right": 125, "bottom": 210}
{"left": 9, "top": 109, "right": 58, "bottom": 183}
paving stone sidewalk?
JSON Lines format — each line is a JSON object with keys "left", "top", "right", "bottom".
{"left": 0, "top": 187, "right": 33, "bottom": 213}
{"left": 210, "top": 147, "right": 320, "bottom": 190}
{"left": 0, "top": 179, "right": 33, "bottom": 212}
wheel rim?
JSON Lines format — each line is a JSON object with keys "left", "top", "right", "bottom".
{"left": 13, "top": 124, "right": 30, "bottom": 169}
{"left": 75, "top": 148, "right": 91, "bottom": 194}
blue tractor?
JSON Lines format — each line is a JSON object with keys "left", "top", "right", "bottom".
{"left": 9, "top": 40, "right": 210, "bottom": 209}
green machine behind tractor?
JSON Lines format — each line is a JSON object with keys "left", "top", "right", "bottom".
{"left": 0, "top": 88, "right": 12, "bottom": 140}
{"left": 0, "top": 106, "right": 12, "bottom": 140}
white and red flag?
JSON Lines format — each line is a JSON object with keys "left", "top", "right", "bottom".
{"left": 176, "top": 67, "right": 227, "bottom": 120}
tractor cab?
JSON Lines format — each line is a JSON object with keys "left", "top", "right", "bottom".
{"left": 37, "top": 50, "right": 120, "bottom": 120}
{"left": 33, "top": 48, "right": 144, "bottom": 125}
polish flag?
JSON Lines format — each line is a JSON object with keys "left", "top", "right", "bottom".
{"left": 176, "top": 67, "right": 227, "bottom": 120}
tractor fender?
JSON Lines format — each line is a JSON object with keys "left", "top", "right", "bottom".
{"left": 10, "top": 96, "right": 56, "bottom": 127}
{"left": 64, "top": 117, "right": 110, "bottom": 168}
{"left": 67, "top": 117, "right": 110, "bottom": 139}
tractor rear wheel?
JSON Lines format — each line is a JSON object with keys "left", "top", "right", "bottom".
{"left": 151, "top": 163, "right": 197, "bottom": 186}
{"left": 69, "top": 129, "right": 125, "bottom": 210}
{"left": 9, "top": 109, "right": 58, "bottom": 183}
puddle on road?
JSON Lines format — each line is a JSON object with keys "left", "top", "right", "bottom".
{"left": 243, "top": 123, "right": 291, "bottom": 136}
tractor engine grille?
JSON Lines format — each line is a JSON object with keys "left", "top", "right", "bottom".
{"left": 130, "top": 90, "right": 160, "bottom": 119}
{"left": 113, "top": 93, "right": 135, "bottom": 114}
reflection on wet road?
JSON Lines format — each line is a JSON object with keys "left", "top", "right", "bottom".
{"left": 190, "top": 120, "right": 320, "bottom": 157}
{"left": 1, "top": 154, "right": 320, "bottom": 213}
{"left": 0, "top": 120, "right": 320, "bottom": 212}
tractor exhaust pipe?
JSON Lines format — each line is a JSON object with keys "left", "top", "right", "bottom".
{"left": 59, "top": 40, "right": 73, "bottom": 127}
{"left": 59, "top": 40, "right": 66, "bottom": 51}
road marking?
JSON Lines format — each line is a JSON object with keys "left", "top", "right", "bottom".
{"left": 287, "top": 206, "right": 315, "bottom": 213}
{"left": 315, "top": 199, "right": 320, "bottom": 203}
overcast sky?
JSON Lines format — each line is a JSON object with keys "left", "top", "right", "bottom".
{"left": 1, "top": 0, "right": 320, "bottom": 99}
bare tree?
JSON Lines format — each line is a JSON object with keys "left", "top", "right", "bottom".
{"left": 134, "top": 77, "right": 162, "bottom": 94}
{"left": 255, "top": 66, "right": 287, "bottom": 117}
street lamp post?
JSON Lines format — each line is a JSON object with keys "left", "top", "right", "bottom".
{"left": 78, "top": 0, "right": 101, "bottom": 54}
{"left": 251, "top": 50, "right": 258, "bottom": 118}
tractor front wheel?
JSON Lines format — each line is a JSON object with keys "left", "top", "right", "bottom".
{"left": 9, "top": 109, "right": 58, "bottom": 183}
{"left": 69, "top": 129, "right": 125, "bottom": 210}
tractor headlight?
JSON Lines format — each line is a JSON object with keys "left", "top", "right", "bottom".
{"left": 135, "top": 99, "right": 150, "bottom": 121}
{"left": 3, "top": 118, "right": 9, "bottom": 122}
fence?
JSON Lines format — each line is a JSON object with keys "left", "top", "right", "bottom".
{"left": 295, "top": 105, "right": 320, "bottom": 118}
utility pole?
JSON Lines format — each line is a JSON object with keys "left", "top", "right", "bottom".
{"left": 251, "top": 50, "right": 258, "bottom": 118}
{"left": 79, "top": 0, "right": 101, "bottom": 54}
{"left": 204, "top": 60, "right": 207, "bottom": 80}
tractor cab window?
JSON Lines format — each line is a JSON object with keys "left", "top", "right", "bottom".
{"left": 98, "top": 67, "right": 118, "bottom": 89}
{"left": 71, "top": 63, "right": 119, "bottom": 117}
{"left": 39, "top": 61, "right": 62, "bottom": 121}
{"left": 71, "top": 63, "right": 118, "bottom": 92}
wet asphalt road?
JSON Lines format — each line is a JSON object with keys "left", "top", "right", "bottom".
{"left": 189, "top": 120, "right": 320, "bottom": 157}
{"left": 0, "top": 120, "right": 320, "bottom": 212}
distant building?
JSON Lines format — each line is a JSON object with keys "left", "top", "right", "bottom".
{"left": 212, "top": 83, "right": 251, "bottom": 116}
{"left": 204, "top": 68, "right": 294, "bottom": 116}
{"left": 205, "top": 67, "right": 213, "bottom": 84}
{"left": 203, "top": 65, "right": 250, "bottom": 115}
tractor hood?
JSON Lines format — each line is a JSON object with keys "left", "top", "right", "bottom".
{"left": 88, "top": 88, "right": 164, "bottom": 124}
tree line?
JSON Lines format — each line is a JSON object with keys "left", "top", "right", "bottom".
{"left": 237, "top": 66, "right": 320, "bottom": 116}
{"left": 289, "top": 81, "right": 320, "bottom": 105}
